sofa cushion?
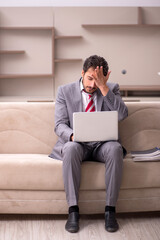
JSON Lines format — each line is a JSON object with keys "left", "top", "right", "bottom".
{"left": 0, "top": 154, "right": 159, "bottom": 191}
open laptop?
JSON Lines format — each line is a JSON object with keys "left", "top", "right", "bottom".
{"left": 73, "top": 111, "right": 118, "bottom": 142}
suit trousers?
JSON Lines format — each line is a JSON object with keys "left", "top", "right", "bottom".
{"left": 62, "top": 141, "right": 123, "bottom": 207}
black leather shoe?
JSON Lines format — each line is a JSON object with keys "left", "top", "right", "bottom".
{"left": 65, "top": 212, "right": 79, "bottom": 233}
{"left": 105, "top": 211, "right": 119, "bottom": 232}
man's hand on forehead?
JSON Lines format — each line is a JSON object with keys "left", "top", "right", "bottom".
{"left": 91, "top": 66, "right": 111, "bottom": 96}
{"left": 92, "top": 66, "right": 111, "bottom": 87}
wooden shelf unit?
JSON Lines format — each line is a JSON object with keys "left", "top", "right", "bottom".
{"left": 1, "top": 7, "right": 160, "bottom": 102}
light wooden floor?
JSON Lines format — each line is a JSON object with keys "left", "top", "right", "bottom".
{"left": 0, "top": 212, "right": 159, "bottom": 240}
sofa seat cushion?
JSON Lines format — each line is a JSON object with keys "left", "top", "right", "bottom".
{"left": 82, "top": 156, "right": 160, "bottom": 190}
{"left": 122, "top": 155, "right": 160, "bottom": 189}
{"left": 0, "top": 154, "right": 64, "bottom": 191}
{"left": 0, "top": 154, "right": 159, "bottom": 190}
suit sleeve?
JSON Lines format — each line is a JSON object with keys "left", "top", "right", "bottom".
{"left": 104, "top": 83, "right": 128, "bottom": 121}
{"left": 54, "top": 86, "right": 73, "bottom": 142}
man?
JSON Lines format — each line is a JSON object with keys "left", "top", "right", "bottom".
{"left": 49, "top": 55, "right": 128, "bottom": 233}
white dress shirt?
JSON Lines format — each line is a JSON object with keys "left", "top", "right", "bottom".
{"left": 80, "top": 78, "right": 97, "bottom": 112}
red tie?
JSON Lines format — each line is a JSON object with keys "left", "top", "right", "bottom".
{"left": 85, "top": 94, "right": 95, "bottom": 112}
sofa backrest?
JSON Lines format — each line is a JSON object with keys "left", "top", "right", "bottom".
{"left": 0, "top": 102, "right": 159, "bottom": 154}
{"left": 119, "top": 102, "right": 160, "bottom": 152}
{"left": 0, "top": 102, "right": 57, "bottom": 154}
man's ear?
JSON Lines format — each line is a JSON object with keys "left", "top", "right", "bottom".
{"left": 81, "top": 70, "right": 84, "bottom": 78}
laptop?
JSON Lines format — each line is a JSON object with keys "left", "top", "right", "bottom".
{"left": 73, "top": 111, "right": 118, "bottom": 142}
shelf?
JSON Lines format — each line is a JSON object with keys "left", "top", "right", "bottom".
{"left": 55, "top": 35, "right": 82, "bottom": 40}
{"left": 0, "top": 96, "right": 54, "bottom": 102}
{"left": 120, "top": 85, "right": 160, "bottom": 91}
{"left": 0, "top": 74, "right": 54, "bottom": 79}
{"left": 0, "top": 50, "right": 25, "bottom": 54}
{"left": 0, "top": 26, "right": 54, "bottom": 30}
{"left": 27, "top": 100, "right": 54, "bottom": 102}
{"left": 82, "top": 8, "right": 160, "bottom": 28}
{"left": 82, "top": 24, "right": 160, "bottom": 28}
{"left": 122, "top": 97, "right": 160, "bottom": 102}
{"left": 120, "top": 85, "right": 160, "bottom": 97}
{"left": 54, "top": 59, "right": 82, "bottom": 63}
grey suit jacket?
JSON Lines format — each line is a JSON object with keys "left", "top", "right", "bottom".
{"left": 49, "top": 79, "right": 128, "bottom": 160}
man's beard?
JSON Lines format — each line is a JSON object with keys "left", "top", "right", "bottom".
{"left": 85, "top": 87, "right": 97, "bottom": 93}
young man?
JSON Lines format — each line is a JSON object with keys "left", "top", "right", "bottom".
{"left": 49, "top": 55, "right": 128, "bottom": 233}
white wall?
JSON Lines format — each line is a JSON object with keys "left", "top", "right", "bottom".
{"left": 0, "top": 0, "right": 160, "bottom": 7}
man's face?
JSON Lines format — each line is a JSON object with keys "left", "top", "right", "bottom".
{"left": 81, "top": 67, "right": 98, "bottom": 94}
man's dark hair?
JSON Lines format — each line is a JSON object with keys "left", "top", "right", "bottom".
{"left": 83, "top": 55, "right": 109, "bottom": 76}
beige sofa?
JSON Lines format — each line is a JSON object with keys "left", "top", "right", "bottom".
{"left": 0, "top": 102, "right": 160, "bottom": 214}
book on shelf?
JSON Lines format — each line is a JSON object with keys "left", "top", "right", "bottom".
{"left": 130, "top": 147, "right": 160, "bottom": 162}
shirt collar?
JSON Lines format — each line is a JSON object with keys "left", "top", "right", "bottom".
{"left": 80, "top": 77, "right": 84, "bottom": 92}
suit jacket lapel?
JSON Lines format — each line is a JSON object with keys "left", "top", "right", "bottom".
{"left": 97, "top": 88, "right": 103, "bottom": 111}
{"left": 71, "top": 79, "right": 82, "bottom": 112}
